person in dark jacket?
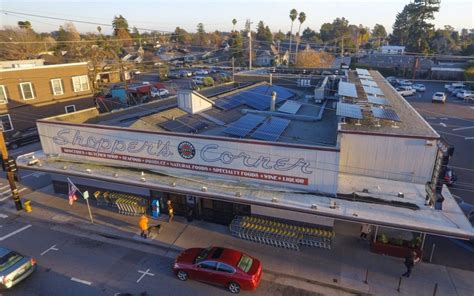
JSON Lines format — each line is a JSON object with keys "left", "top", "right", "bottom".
{"left": 402, "top": 250, "right": 420, "bottom": 277}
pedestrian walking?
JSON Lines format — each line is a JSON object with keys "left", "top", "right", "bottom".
{"left": 167, "top": 200, "right": 174, "bottom": 223}
{"left": 139, "top": 214, "right": 149, "bottom": 239}
{"left": 402, "top": 250, "right": 420, "bottom": 278}
{"left": 360, "top": 223, "right": 371, "bottom": 240}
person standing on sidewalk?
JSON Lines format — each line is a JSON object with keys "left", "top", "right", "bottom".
{"left": 360, "top": 223, "right": 371, "bottom": 240}
{"left": 402, "top": 250, "right": 420, "bottom": 277}
{"left": 139, "top": 214, "right": 149, "bottom": 239}
{"left": 167, "top": 200, "right": 174, "bottom": 223}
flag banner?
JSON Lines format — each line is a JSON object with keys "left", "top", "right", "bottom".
{"left": 67, "top": 178, "right": 79, "bottom": 206}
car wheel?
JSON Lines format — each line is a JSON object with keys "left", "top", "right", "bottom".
{"left": 228, "top": 282, "right": 240, "bottom": 294}
{"left": 176, "top": 270, "right": 188, "bottom": 281}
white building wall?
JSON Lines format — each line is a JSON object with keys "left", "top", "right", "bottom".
{"left": 339, "top": 133, "right": 437, "bottom": 183}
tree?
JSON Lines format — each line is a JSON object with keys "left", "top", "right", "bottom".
{"left": 112, "top": 15, "right": 132, "bottom": 47}
{"left": 132, "top": 26, "right": 141, "bottom": 40}
{"left": 372, "top": 24, "right": 387, "bottom": 47}
{"left": 302, "top": 27, "right": 319, "bottom": 42}
{"left": 229, "top": 32, "right": 244, "bottom": 64}
{"left": 256, "top": 21, "right": 272, "bottom": 43}
{"left": 320, "top": 23, "right": 334, "bottom": 43}
{"left": 232, "top": 19, "right": 237, "bottom": 32}
{"left": 391, "top": 0, "right": 440, "bottom": 53}
{"left": 172, "top": 27, "right": 191, "bottom": 44}
{"left": 288, "top": 8, "right": 298, "bottom": 63}
{"left": 294, "top": 12, "right": 306, "bottom": 62}
{"left": 295, "top": 49, "right": 335, "bottom": 68}
{"left": 274, "top": 30, "right": 286, "bottom": 42}
{"left": 0, "top": 27, "right": 43, "bottom": 60}
{"left": 195, "top": 23, "right": 208, "bottom": 46}
{"left": 112, "top": 15, "right": 129, "bottom": 34}
{"left": 17, "top": 21, "right": 32, "bottom": 30}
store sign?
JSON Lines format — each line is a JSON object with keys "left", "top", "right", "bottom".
{"left": 38, "top": 121, "right": 340, "bottom": 193}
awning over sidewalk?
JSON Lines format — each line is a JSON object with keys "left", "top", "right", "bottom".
{"left": 16, "top": 151, "right": 474, "bottom": 240}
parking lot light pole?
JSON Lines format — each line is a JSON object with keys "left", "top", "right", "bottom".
{"left": 0, "top": 129, "right": 22, "bottom": 211}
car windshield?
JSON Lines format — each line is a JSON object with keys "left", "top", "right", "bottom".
{"left": 0, "top": 251, "right": 23, "bottom": 272}
{"left": 237, "top": 255, "right": 253, "bottom": 273}
{"left": 194, "top": 248, "right": 212, "bottom": 264}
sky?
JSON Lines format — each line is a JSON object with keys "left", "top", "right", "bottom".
{"left": 1, "top": 0, "right": 473, "bottom": 34}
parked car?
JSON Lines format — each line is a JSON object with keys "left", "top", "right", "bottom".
{"left": 173, "top": 247, "right": 263, "bottom": 294}
{"left": 179, "top": 70, "right": 192, "bottom": 77}
{"left": 396, "top": 86, "right": 416, "bottom": 97}
{"left": 398, "top": 80, "right": 412, "bottom": 87}
{"left": 451, "top": 88, "right": 465, "bottom": 97}
{"left": 6, "top": 127, "right": 40, "bottom": 150}
{"left": 456, "top": 90, "right": 473, "bottom": 99}
{"left": 151, "top": 88, "right": 169, "bottom": 98}
{"left": 452, "top": 195, "right": 474, "bottom": 224}
{"left": 412, "top": 84, "right": 426, "bottom": 92}
{"left": 194, "top": 69, "right": 209, "bottom": 76}
{"left": 432, "top": 92, "right": 447, "bottom": 103}
{"left": 0, "top": 247, "right": 36, "bottom": 289}
{"left": 192, "top": 76, "right": 205, "bottom": 85}
{"left": 168, "top": 71, "right": 181, "bottom": 79}
{"left": 443, "top": 166, "right": 457, "bottom": 186}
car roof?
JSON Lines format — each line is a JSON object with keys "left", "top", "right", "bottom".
{"left": 0, "top": 247, "right": 12, "bottom": 257}
{"left": 435, "top": 92, "right": 444, "bottom": 95}
{"left": 207, "top": 247, "right": 242, "bottom": 266}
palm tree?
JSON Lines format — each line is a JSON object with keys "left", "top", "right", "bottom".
{"left": 295, "top": 12, "right": 306, "bottom": 63}
{"left": 288, "top": 9, "right": 298, "bottom": 64}
{"left": 232, "top": 19, "right": 237, "bottom": 32}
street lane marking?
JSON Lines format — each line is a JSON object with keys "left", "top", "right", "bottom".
{"left": 452, "top": 126, "right": 474, "bottom": 131}
{"left": 40, "top": 244, "right": 59, "bottom": 256}
{"left": 136, "top": 269, "right": 154, "bottom": 283}
{"left": 465, "top": 137, "right": 474, "bottom": 140}
{"left": 439, "top": 122, "right": 447, "bottom": 127}
{"left": 440, "top": 117, "right": 448, "bottom": 120}
{"left": 0, "top": 213, "right": 8, "bottom": 218}
{"left": 71, "top": 277, "right": 92, "bottom": 286}
{"left": 0, "top": 188, "right": 28, "bottom": 202}
{"left": 0, "top": 225, "right": 32, "bottom": 241}
{"left": 0, "top": 185, "right": 10, "bottom": 191}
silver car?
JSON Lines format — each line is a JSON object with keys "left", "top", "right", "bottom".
{"left": 0, "top": 247, "right": 36, "bottom": 289}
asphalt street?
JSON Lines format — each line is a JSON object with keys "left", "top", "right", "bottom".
{"left": 0, "top": 205, "right": 318, "bottom": 296}
{"left": 404, "top": 81, "right": 474, "bottom": 204}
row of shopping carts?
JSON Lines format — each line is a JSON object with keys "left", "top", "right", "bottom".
{"left": 230, "top": 216, "right": 334, "bottom": 250}
{"left": 93, "top": 191, "right": 147, "bottom": 216}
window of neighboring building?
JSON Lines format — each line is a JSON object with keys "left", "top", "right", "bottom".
{"left": 0, "top": 86, "right": 7, "bottom": 104}
{"left": 19, "top": 82, "right": 35, "bottom": 100}
{"left": 51, "top": 79, "right": 64, "bottom": 95}
{"left": 0, "top": 114, "right": 13, "bottom": 131}
{"left": 65, "top": 105, "right": 76, "bottom": 113}
{"left": 72, "top": 75, "right": 90, "bottom": 92}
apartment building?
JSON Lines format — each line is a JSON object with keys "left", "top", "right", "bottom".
{"left": 0, "top": 61, "right": 96, "bottom": 136}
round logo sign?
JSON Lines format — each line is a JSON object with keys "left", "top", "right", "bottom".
{"left": 178, "top": 141, "right": 196, "bottom": 159}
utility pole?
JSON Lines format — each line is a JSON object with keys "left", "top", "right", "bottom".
{"left": 340, "top": 36, "right": 344, "bottom": 58}
{"left": 246, "top": 19, "right": 253, "bottom": 70}
{"left": 232, "top": 57, "right": 235, "bottom": 82}
{"left": 0, "top": 130, "right": 22, "bottom": 211}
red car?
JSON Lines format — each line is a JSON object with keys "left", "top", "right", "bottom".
{"left": 173, "top": 247, "right": 263, "bottom": 294}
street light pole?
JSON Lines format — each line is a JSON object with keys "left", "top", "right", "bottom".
{"left": 0, "top": 130, "right": 22, "bottom": 210}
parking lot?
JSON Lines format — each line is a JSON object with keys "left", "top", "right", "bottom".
{"left": 402, "top": 80, "right": 474, "bottom": 205}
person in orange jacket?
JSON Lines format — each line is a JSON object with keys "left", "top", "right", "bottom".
{"left": 139, "top": 215, "right": 149, "bottom": 238}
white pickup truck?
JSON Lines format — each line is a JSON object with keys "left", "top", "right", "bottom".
{"left": 396, "top": 86, "right": 416, "bottom": 97}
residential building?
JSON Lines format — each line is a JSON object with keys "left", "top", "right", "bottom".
{"left": 254, "top": 50, "right": 274, "bottom": 67}
{"left": 380, "top": 45, "right": 405, "bottom": 55}
{"left": 0, "top": 61, "right": 96, "bottom": 136}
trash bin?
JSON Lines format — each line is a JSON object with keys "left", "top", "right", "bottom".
{"left": 24, "top": 200, "right": 32, "bottom": 213}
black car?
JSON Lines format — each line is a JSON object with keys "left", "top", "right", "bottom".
{"left": 6, "top": 128, "right": 40, "bottom": 150}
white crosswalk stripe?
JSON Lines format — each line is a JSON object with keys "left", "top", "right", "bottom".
{"left": 0, "top": 188, "right": 28, "bottom": 202}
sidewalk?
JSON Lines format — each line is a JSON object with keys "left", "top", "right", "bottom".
{"left": 7, "top": 185, "right": 474, "bottom": 296}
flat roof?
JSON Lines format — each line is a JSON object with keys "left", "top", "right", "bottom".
{"left": 0, "top": 62, "right": 88, "bottom": 72}
{"left": 100, "top": 82, "right": 339, "bottom": 146}
{"left": 339, "top": 71, "right": 440, "bottom": 139}
{"left": 17, "top": 152, "right": 474, "bottom": 239}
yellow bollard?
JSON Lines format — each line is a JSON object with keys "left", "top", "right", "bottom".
{"left": 24, "top": 200, "right": 32, "bottom": 213}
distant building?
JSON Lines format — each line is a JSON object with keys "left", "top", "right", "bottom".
{"left": 0, "top": 61, "right": 96, "bottom": 135}
{"left": 380, "top": 45, "right": 405, "bottom": 55}
{"left": 254, "top": 50, "right": 274, "bottom": 67}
